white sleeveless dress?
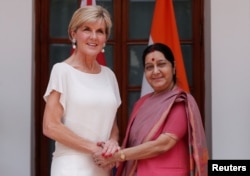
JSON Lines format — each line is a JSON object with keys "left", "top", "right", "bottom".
{"left": 44, "top": 62, "right": 121, "bottom": 176}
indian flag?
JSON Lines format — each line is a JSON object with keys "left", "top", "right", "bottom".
{"left": 141, "top": 0, "right": 189, "bottom": 96}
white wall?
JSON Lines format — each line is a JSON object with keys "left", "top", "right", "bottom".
{"left": 0, "top": 0, "right": 33, "bottom": 176}
{"left": 205, "top": 0, "right": 250, "bottom": 159}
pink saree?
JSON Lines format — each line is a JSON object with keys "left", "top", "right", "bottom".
{"left": 116, "top": 88, "right": 208, "bottom": 176}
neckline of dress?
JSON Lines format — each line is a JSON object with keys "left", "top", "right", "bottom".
{"left": 62, "top": 62, "right": 103, "bottom": 75}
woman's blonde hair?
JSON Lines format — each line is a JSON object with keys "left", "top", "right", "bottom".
{"left": 68, "top": 5, "right": 112, "bottom": 41}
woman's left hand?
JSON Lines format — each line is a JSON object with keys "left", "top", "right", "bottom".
{"left": 97, "top": 139, "right": 120, "bottom": 158}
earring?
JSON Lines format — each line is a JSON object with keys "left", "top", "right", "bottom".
{"left": 72, "top": 39, "right": 76, "bottom": 49}
{"left": 101, "top": 43, "right": 106, "bottom": 53}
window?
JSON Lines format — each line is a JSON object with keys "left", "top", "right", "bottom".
{"left": 34, "top": 0, "right": 204, "bottom": 175}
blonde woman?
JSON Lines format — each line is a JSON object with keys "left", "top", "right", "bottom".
{"left": 43, "top": 6, "right": 121, "bottom": 176}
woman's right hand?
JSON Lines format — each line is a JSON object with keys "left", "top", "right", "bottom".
{"left": 92, "top": 149, "right": 117, "bottom": 169}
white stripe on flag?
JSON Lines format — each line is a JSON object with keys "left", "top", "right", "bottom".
{"left": 140, "top": 35, "right": 154, "bottom": 97}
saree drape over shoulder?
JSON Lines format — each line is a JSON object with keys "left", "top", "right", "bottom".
{"left": 116, "top": 88, "right": 208, "bottom": 176}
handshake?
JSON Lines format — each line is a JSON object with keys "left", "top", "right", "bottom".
{"left": 92, "top": 139, "right": 124, "bottom": 170}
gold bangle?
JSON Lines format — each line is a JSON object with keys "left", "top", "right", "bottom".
{"left": 119, "top": 150, "right": 126, "bottom": 161}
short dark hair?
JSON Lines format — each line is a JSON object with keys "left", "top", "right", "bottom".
{"left": 142, "top": 43, "right": 176, "bottom": 83}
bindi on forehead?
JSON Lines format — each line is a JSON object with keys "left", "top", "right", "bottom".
{"left": 151, "top": 58, "right": 155, "bottom": 61}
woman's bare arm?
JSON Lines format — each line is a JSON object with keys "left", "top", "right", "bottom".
{"left": 43, "top": 90, "right": 101, "bottom": 154}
